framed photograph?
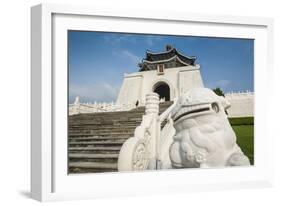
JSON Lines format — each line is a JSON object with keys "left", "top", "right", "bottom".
{"left": 31, "top": 3, "right": 274, "bottom": 201}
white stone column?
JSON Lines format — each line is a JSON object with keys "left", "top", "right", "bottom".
{"left": 144, "top": 93, "right": 160, "bottom": 169}
{"left": 145, "top": 93, "right": 159, "bottom": 115}
{"left": 74, "top": 96, "right": 80, "bottom": 105}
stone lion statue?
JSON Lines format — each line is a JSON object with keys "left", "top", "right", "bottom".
{"left": 169, "top": 88, "right": 250, "bottom": 168}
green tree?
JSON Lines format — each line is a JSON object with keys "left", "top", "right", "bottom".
{"left": 213, "top": 87, "right": 225, "bottom": 97}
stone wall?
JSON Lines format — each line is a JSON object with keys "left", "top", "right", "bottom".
{"left": 116, "top": 65, "right": 204, "bottom": 105}
{"left": 225, "top": 91, "right": 254, "bottom": 117}
{"left": 69, "top": 91, "right": 254, "bottom": 118}
{"left": 69, "top": 101, "right": 137, "bottom": 115}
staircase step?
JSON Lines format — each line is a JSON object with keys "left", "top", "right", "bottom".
{"left": 68, "top": 101, "right": 173, "bottom": 173}
{"left": 69, "top": 146, "right": 121, "bottom": 154}
{"left": 69, "top": 162, "right": 117, "bottom": 170}
{"left": 68, "top": 122, "right": 141, "bottom": 127}
{"left": 69, "top": 124, "right": 138, "bottom": 128}
{"left": 69, "top": 141, "right": 124, "bottom": 146}
{"left": 69, "top": 153, "right": 119, "bottom": 159}
{"left": 69, "top": 132, "right": 133, "bottom": 137}
{"left": 69, "top": 146, "right": 121, "bottom": 151}
{"left": 69, "top": 136, "right": 129, "bottom": 140}
{"left": 69, "top": 129, "right": 136, "bottom": 133}
{"left": 69, "top": 134, "right": 94, "bottom": 137}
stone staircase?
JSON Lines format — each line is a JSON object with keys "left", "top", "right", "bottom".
{"left": 68, "top": 101, "right": 173, "bottom": 173}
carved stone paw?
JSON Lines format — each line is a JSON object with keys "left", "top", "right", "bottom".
{"left": 227, "top": 153, "right": 250, "bottom": 166}
{"left": 195, "top": 150, "right": 207, "bottom": 163}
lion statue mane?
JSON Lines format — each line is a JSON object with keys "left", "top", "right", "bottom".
{"left": 169, "top": 88, "right": 250, "bottom": 168}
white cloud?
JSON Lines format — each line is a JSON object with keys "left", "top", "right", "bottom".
{"left": 145, "top": 35, "right": 163, "bottom": 46}
{"left": 215, "top": 80, "right": 231, "bottom": 87}
{"left": 103, "top": 33, "right": 163, "bottom": 47}
{"left": 104, "top": 34, "right": 137, "bottom": 45}
{"left": 69, "top": 82, "right": 120, "bottom": 103}
{"left": 113, "top": 50, "right": 141, "bottom": 65}
{"left": 120, "top": 50, "right": 141, "bottom": 64}
{"left": 206, "top": 79, "right": 231, "bottom": 90}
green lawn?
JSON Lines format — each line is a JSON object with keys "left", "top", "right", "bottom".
{"left": 231, "top": 124, "right": 254, "bottom": 165}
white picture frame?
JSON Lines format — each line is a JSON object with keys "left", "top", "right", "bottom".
{"left": 31, "top": 3, "right": 274, "bottom": 202}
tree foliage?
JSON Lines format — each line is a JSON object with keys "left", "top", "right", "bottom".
{"left": 213, "top": 87, "right": 225, "bottom": 97}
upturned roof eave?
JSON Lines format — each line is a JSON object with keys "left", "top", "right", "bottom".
{"left": 145, "top": 48, "right": 196, "bottom": 60}
{"left": 141, "top": 55, "right": 191, "bottom": 66}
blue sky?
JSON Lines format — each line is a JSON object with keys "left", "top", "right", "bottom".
{"left": 68, "top": 31, "right": 254, "bottom": 103}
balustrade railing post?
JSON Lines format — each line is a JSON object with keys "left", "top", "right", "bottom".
{"left": 145, "top": 93, "right": 160, "bottom": 169}
{"left": 156, "top": 116, "right": 161, "bottom": 169}
{"left": 145, "top": 93, "right": 159, "bottom": 115}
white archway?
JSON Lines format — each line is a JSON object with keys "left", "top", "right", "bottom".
{"left": 151, "top": 79, "right": 175, "bottom": 101}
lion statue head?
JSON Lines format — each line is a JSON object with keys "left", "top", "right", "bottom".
{"left": 169, "top": 88, "right": 250, "bottom": 168}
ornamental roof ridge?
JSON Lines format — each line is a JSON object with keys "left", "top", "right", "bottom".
{"left": 145, "top": 47, "right": 175, "bottom": 55}
{"left": 138, "top": 45, "right": 197, "bottom": 71}
{"left": 176, "top": 49, "right": 197, "bottom": 60}
{"left": 142, "top": 55, "right": 189, "bottom": 66}
{"left": 145, "top": 47, "right": 196, "bottom": 60}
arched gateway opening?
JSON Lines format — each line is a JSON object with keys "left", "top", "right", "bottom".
{"left": 153, "top": 82, "right": 170, "bottom": 101}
